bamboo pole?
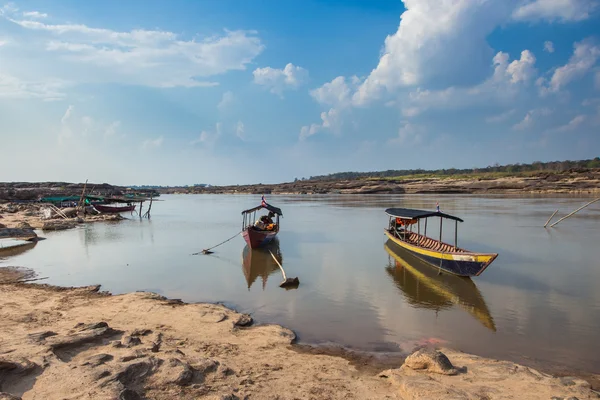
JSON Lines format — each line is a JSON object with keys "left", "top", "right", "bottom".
{"left": 49, "top": 204, "right": 68, "bottom": 219}
{"left": 550, "top": 199, "right": 599, "bottom": 228}
{"left": 544, "top": 209, "right": 559, "bottom": 228}
{"left": 78, "top": 179, "right": 88, "bottom": 213}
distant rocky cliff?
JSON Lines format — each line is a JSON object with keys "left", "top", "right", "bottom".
{"left": 159, "top": 169, "right": 600, "bottom": 195}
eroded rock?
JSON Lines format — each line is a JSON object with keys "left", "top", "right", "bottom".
{"left": 121, "top": 336, "right": 142, "bottom": 348}
{"left": 403, "top": 348, "right": 459, "bottom": 376}
{"left": 155, "top": 358, "right": 194, "bottom": 386}
{"left": 118, "top": 388, "right": 143, "bottom": 400}
{"left": 81, "top": 353, "right": 113, "bottom": 367}
{"left": 27, "top": 331, "right": 58, "bottom": 344}
{"left": 233, "top": 314, "right": 253, "bottom": 327}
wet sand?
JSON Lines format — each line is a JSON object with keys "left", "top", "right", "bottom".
{"left": 1, "top": 267, "right": 599, "bottom": 400}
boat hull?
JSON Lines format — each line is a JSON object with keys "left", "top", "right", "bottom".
{"left": 384, "top": 230, "right": 497, "bottom": 277}
{"left": 242, "top": 228, "right": 278, "bottom": 249}
{"left": 94, "top": 204, "right": 136, "bottom": 213}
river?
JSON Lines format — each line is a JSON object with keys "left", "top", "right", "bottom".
{"left": 2, "top": 194, "right": 599, "bottom": 374}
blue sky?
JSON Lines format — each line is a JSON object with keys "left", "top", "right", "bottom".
{"left": 1, "top": 0, "right": 599, "bottom": 185}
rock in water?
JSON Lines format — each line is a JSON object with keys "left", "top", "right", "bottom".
{"left": 403, "top": 348, "right": 459, "bottom": 376}
{"left": 233, "top": 314, "right": 253, "bottom": 327}
{"left": 42, "top": 220, "right": 76, "bottom": 231}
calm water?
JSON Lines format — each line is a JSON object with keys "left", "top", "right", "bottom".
{"left": 2, "top": 194, "right": 600, "bottom": 373}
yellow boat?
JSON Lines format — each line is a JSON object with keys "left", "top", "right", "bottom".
{"left": 384, "top": 240, "right": 496, "bottom": 331}
{"left": 384, "top": 207, "right": 498, "bottom": 277}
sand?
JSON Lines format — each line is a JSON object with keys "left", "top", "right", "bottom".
{"left": 1, "top": 268, "right": 599, "bottom": 400}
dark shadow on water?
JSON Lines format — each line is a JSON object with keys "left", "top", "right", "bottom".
{"left": 384, "top": 240, "right": 496, "bottom": 332}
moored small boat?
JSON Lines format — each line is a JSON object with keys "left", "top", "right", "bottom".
{"left": 384, "top": 207, "right": 498, "bottom": 277}
{"left": 94, "top": 204, "right": 136, "bottom": 213}
{"left": 241, "top": 196, "right": 283, "bottom": 249}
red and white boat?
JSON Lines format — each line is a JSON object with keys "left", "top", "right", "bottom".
{"left": 241, "top": 197, "right": 282, "bottom": 249}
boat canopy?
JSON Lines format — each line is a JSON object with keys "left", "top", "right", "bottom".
{"left": 385, "top": 207, "right": 463, "bottom": 223}
{"left": 241, "top": 202, "right": 283, "bottom": 216}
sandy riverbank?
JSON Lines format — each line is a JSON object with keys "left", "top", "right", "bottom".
{"left": 0, "top": 268, "right": 598, "bottom": 400}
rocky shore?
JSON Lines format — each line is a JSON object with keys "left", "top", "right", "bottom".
{"left": 159, "top": 169, "right": 600, "bottom": 196}
{"left": 0, "top": 267, "right": 598, "bottom": 400}
{"left": 0, "top": 203, "right": 123, "bottom": 237}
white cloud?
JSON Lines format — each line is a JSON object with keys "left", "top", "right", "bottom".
{"left": 551, "top": 114, "right": 586, "bottom": 132}
{"left": 299, "top": 107, "right": 345, "bottom": 140}
{"left": 0, "top": 3, "right": 18, "bottom": 16}
{"left": 401, "top": 107, "right": 421, "bottom": 117}
{"left": 539, "top": 38, "right": 600, "bottom": 94}
{"left": 390, "top": 123, "right": 424, "bottom": 145}
{"left": 512, "top": 0, "right": 597, "bottom": 22}
{"left": 486, "top": 109, "right": 516, "bottom": 123}
{"left": 320, "top": 108, "right": 341, "bottom": 132}
{"left": 0, "top": 71, "right": 66, "bottom": 100}
{"left": 505, "top": 50, "right": 538, "bottom": 84}
{"left": 218, "top": 91, "right": 234, "bottom": 111}
{"left": 582, "top": 98, "right": 600, "bottom": 106}
{"left": 401, "top": 50, "right": 537, "bottom": 115}
{"left": 310, "top": 76, "right": 357, "bottom": 107}
{"left": 22, "top": 11, "right": 47, "bottom": 19}
{"left": 352, "top": 0, "right": 516, "bottom": 106}
{"left": 235, "top": 121, "right": 245, "bottom": 140}
{"left": 2, "top": 9, "right": 264, "bottom": 88}
{"left": 60, "top": 104, "right": 73, "bottom": 124}
{"left": 81, "top": 116, "right": 93, "bottom": 136}
{"left": 142, "top": 136, "right": 163, "bottom": 149}
{"left": 513, "top": 108, "right": 551, "bottom": 130}
{"left": 104, "top": 120, "right": 120, "bottom": 138}
{"left": 544, "top": 41, "right": 555, "bottom": 53}
{"left": 252, "top": 63, "right": 308, "bottom": 96}
{"left": 191, "top": 122, "right": 222, "bottom": 146}
{"left": 299, "top": 124, "right": 320, "bottom": 141}
{"left": 58, "top": 104, "right": 74, "bottom": 143}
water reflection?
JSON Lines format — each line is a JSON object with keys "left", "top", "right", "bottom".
{"left": 0, "top": 240, "right": 37, "bottom": 259}
{"left": 384, "top": 240, "right": 496, "bottom": 331}
{"left": 241, "top": 239, "right": 283, "bottom": 290}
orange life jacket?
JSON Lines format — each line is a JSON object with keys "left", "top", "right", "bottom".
{"left": 396, "top": 218, "right": 417, "bottom": 226}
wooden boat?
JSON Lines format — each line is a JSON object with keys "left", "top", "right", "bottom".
{"left": 241, "top": 240, "right": 282, "bottom": 290}
{"left": 384, "top": 207, "right": 498, "bottom": 277}
{"left": 384, "top": 240, "right": 496, "bottom": 331}
{"left": 94, "top": 204, "right": 136, "bottom": 213}
{"left": 241, "top": 197, "right": 282, "bottom": 249}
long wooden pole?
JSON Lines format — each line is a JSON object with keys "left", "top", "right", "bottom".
{"left": 550, "top": 199, "right": 599, "bottom": 228}
{"left": 269, "top": 250, "right": 287, "bottom": 280}
{"left": 78, "top": 179, "right": 88, "bottom": 212}
{"left": 544, "top": 209, "right": 559, "bottom": 228}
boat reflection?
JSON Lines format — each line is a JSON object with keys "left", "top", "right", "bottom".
{"left": 241, "top": 239, "right": 283, "bottom": 290}
{"left": 384, "top": 240, "right": 496, "bottom": 331}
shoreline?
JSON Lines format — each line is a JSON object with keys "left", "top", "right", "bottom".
{"left": 1, "top": 268, "right": 599, "bottom": 399}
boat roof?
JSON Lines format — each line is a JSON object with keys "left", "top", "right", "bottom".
{"left": 385, "top": 207, "right": 464, "bottom": 222}
{"left": 242, "top": 202, "right": 283, "bottom": 216}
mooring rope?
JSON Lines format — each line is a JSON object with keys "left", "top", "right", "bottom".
{"left": 192, "top": 230, "right": 243, "bottom": 255}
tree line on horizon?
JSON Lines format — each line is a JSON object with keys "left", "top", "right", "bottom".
{"left": 305, "top": 157, "right": 600, "bottom": 181}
